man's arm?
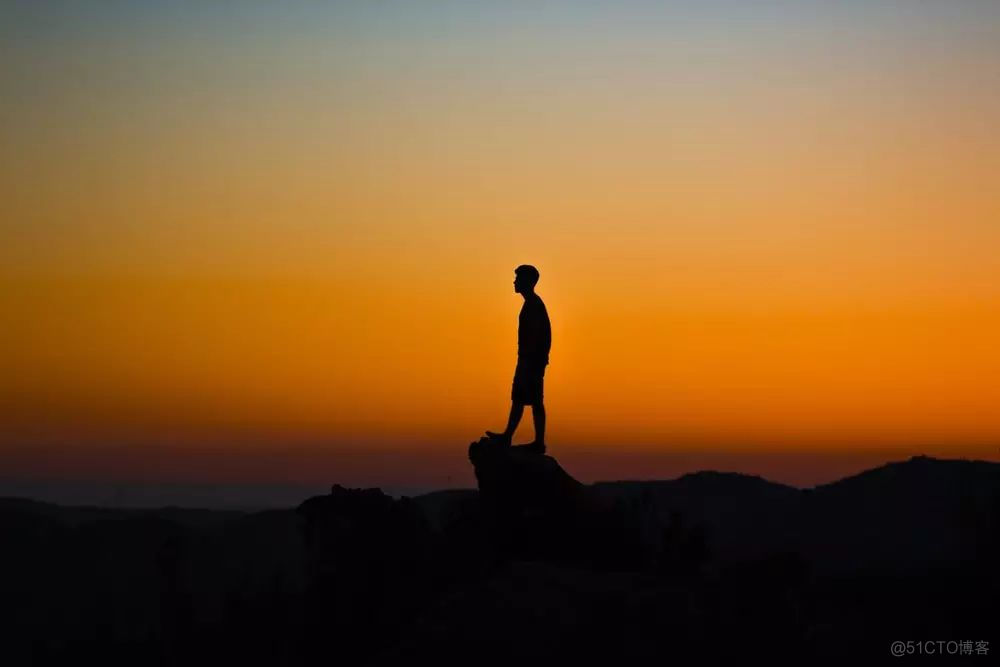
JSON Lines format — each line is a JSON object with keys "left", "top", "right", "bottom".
{"left": 542, "top": 313, "right": 551, "bottom": 362}
{"left": 528, "top": 305, "right": 550, "bottom": 366}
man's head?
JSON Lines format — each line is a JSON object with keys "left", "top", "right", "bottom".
{"left": 513, "top": 264, "right": 540, "bottom": 294}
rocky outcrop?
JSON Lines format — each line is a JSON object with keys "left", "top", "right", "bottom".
{"left": 468, "top": 438, "right": 586, "bottom": 513}
{"left": 467, "top": 436, "right": 648, "bottom": 568}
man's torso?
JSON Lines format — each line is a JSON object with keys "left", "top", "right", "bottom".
{"left": 517, "top": 294, "right": 551, "bottom": 367}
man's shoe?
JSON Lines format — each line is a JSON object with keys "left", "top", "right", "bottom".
{"left": 525, "top": 441, "right": 546, "bottom": 455}
{"left": 485, "top": 431, "right": 512, "bottom": 447}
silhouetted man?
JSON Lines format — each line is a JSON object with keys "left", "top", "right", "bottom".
{"left": 486, "top": 264, "right": 551, "bottom": 454}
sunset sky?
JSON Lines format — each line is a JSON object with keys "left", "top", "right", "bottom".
{"left": 2, "top": 1, "right": 999, "bottom": 501}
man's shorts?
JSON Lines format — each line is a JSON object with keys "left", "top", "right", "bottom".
{"left": 511, "top": 361, "right": 545, "bottom": 405}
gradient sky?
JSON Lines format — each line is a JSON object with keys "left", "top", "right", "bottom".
{"left": 2, "top": 1, "right": 999, "bottom": 499}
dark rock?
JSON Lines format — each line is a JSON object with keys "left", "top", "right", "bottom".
{"left": 467, "top": 436, "right": 646, "bottom": 568}
{"left": 468, "top": 437, "right": 586, "bottom": 514}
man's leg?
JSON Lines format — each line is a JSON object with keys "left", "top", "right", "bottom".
{"left": 531, "top": 402, "right": 545, "bottom": 446}
{"left": 486, "top": 401, "right": 524, "bottom": 445}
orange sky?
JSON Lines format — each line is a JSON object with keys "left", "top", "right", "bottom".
{"left": 2, "top": 3, "right": 999, "bottom": 493}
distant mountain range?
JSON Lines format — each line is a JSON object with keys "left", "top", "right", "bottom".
{"left": 591, "top": 455, "right": 1000, "bottom": 574}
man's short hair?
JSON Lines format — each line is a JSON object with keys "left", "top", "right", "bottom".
{"left": 515, "top": 264, "right": 540, "bottom": 288}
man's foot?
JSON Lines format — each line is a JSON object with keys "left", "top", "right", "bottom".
{"left": 522, "top": 441, "right": 546, "bottom": 455}
{"left": 484, "top": 430, "right": 512, "bottom": 447}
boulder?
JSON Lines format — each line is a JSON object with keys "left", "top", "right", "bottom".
{"left": 467, "top": 436, "right": 639, "bottom": 567}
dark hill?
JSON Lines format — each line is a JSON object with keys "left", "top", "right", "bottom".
{"left": 1, "top": 450, "right": 997, "bottom": 665}
{"left": 803, "top": 455, "right": 1000, "bottom": 574}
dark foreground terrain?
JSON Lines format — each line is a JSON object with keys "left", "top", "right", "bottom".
{"left": 2, "top": 444, "right": 998, "bottom": 665}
